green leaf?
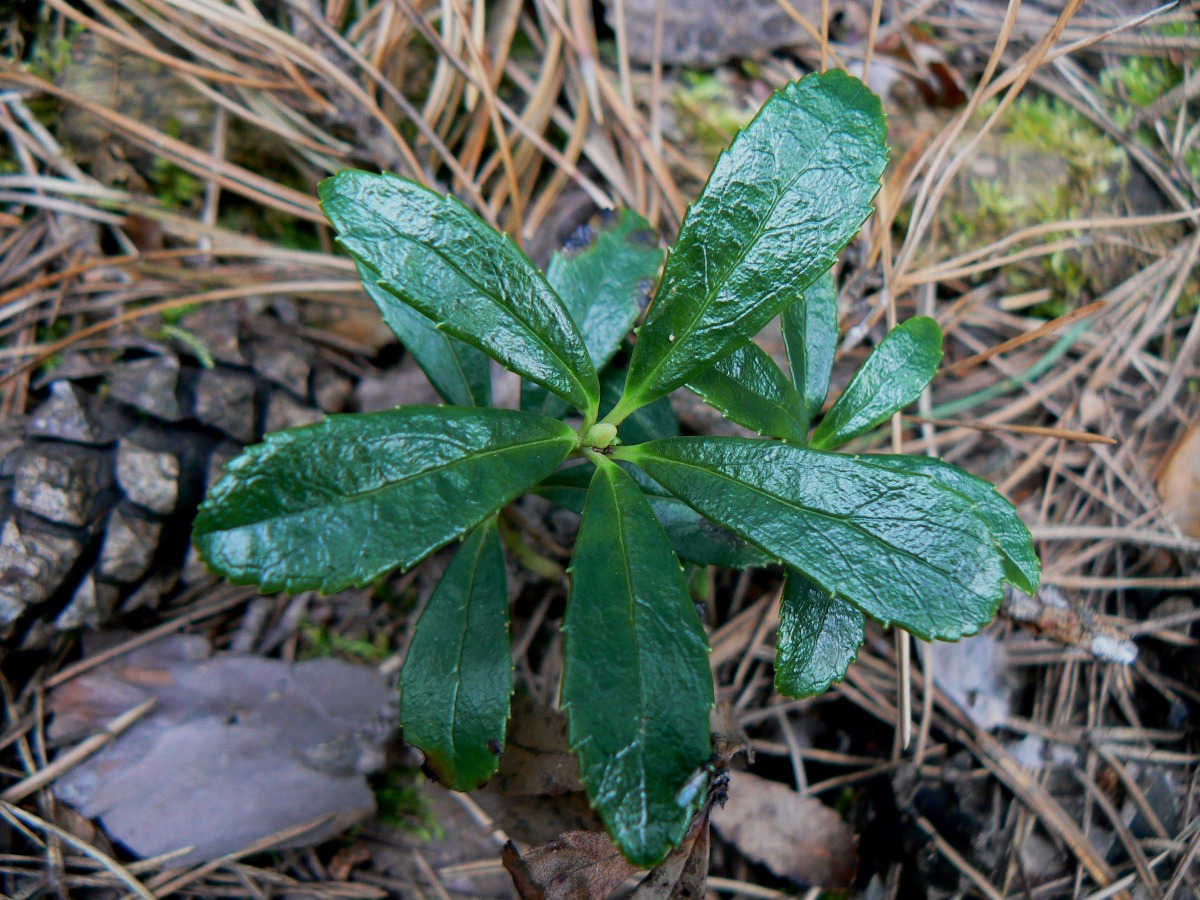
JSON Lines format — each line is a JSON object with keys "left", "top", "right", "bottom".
{"left": 319, "top": 170, "right": 599, "bottom": 416}
{"left": 399, "top": 518, "right": 511, "bottom": 790}
{"left": 619, "top": 438, "right": 1006, "bottom": 641}
{"left": 781, "top": 268, "right": 837, "bottom": 432}
{"left": 601, "top": 366, "right": 679, "bottom": 445}
{"left": 775, "top": 570, "right": 864, "bottom": 698}
{"left": 563, "top": 459, "right": 713, "bottom": 865}
{"left": 522, "top": 210, "right": 662, "bottom": 418}
{"left": 193, "top": 406, "right": 577, "bottom": 594}
{"left": 616, "top": 71, "right": 887, "bottom": 414}
{"left": 864, "top": 454, "right": 1040, "bottom": 595}
{"left": 810, "top": 316, "right": 942, "bottom": 450}
{"left": 686, "top": 341, "right": 808, "bottom": 441}
{"left": 359, "top": 264, "right": 491, "bottom": 407}
{"left": 538, "top": 465, "right": 771, "bottom": 570}
{"left": 550, "top": 209, "right": 663, "bottom": 369}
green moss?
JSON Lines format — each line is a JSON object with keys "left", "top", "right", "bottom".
{"left": 672, "top": 71, "right": 756, "bottom": 159}
{"left": 299, "top": 620, "right": 391, "bottom": 663}
{"left": 372, "top": 769, "right": 446, "bottom": 840}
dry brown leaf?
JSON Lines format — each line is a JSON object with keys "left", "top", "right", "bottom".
{"left": 488, "top": 694, "right": 582, "bottom": 796}
{"left": 711, "top": 770, "right": 857, "bottom": 890}
{"left": 503, "top": 831, "right": 638, "bottom": 900}
{"left": 1158, "top": 424, "right": 1200, "bottom": 537}
{"left": 630, "top": 814, "right": 710, "bottom": 899}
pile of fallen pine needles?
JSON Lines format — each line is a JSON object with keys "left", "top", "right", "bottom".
{"left": 1, "top": 0, "right": 1198, "bottom": 896}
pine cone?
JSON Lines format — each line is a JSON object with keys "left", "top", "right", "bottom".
{"left": 0, "top": 304, "right": 359, "bottom": 650}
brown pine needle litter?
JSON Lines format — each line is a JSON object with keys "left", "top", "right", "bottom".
{"left": 2, "top": 0, "right": 1199, "bottom": 897}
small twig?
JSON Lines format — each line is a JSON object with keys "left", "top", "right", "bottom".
{"left": 1, "top": 699, "right": 155, "bottom": 803}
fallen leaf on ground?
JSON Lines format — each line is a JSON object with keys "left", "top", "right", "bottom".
{"left": 711, "top": 770, "right": 857, "bottom": 890}
{"left": 629, "top": 814, "right": 710, "bottom": 899}
{"left": 503, "top": 831, "right": 638, "bottom": 899}
{"left": 51, "top": 633, "right": 395, "bottom": 865}
{"left": 488, "top": 694, "right": 582, "bottom": 796}
{"left": 1158, "top": 424, "right": 1200, "bottom": 537}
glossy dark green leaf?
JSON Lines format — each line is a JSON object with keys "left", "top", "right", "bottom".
{"left": 775, "top": 570, "right": 864, "bottom": 698}
{"left": 781, "top": 268, "right": 837, "bottom": 432}
{"left": 864, "top": 454, "right": 1040, "bottom": 595}
{"left": 550, "top": 209, "right": 663, "bottom": 368}
{"left": 686, "top": 341, "right": 808, "bottom": 442}
{"left": 810, "top": 316, "right": 942, "bottom": 450}
{"left": 400, "top": 518, "right": 511, "bottom": 790}
{"left": 522, "top": 210, "right": 662, "bottom": 418}
{"left": 538, "top": 465, "right": 771, "bottom": 570}
{"left": 601, "top": 366, "right": 679, "bottom": 445}
{"left": 614, "top": 71, "right": 887, "bottom": 415}
{"left": 359, "top": 263, "right": 490, "bottom": 407}
{"left": 563, "top": 459, "right": 713, "bottom": 866}
{"left": 320, "top": 171, "right": 599, "bottom": 416}
{"left": 619, "top": 438, "right": 1006, "bottom": 640}
{"left": 193, "top": 406, "right": 577, "bottom": 594}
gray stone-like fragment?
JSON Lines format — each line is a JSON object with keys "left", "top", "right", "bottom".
{"left": 97, "top": 506, "right": 161, "bottom": 583}
{"left": 263, "top": 391, "right": 323, "bottom": 433}
{"left": 116, "top": 439, "right": 180, "bottom": 515}
{"left": 27, "top": 381, "right": 124, "bottom": 445}
{"left": 56, "top": 574, "right": 119, "bottom": 630}
{"left": 109, "top": 356, "right": 185, "bottom": 422}
{"left": 0, "top": 517, "right": 84, "bottom": 625}
{"left": 600, "top": 0, "right": 814, "bottom": 66}
{"left": 52, "top": 636, "right": 395, "bottom": 865}
{"left": 193, "top": 368, "right": 258, "bottom": 442}
{"left": 14, "top": 444, "right": 108, "bottom": 526}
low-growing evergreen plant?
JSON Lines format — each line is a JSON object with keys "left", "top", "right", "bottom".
{"left": 193, "top": 70, "right": 1039, "bottom": 865}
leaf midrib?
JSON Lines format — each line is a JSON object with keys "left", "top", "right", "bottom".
{"left": 215, "top": 431, "right": 572, "bottom": 532}
{"left": 633, "top": 106, "right": 844, "bottom": 398}
{"left": 639, "top": 451, "right": 993, "bottom": 605}
{"left": 446, "top": 523, "right": 491, "bottom": 774}
{"left": 351, "top": 207, "right": 593, "bottom": 408}
{"left": 597, "top": 467, "right": 651, "bottom": 842}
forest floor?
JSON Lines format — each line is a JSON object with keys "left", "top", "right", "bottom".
{"left": 0, "top": 0, "right": 1198, "bottom": 897}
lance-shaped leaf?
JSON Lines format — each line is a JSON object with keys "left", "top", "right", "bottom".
{"left": 193, "top": 406, "right": 577, "bottom": 594}
{"left": 400, "top": 518, "right": 511, "bottom": 790}
{"left": 538, "top": 465, "right": 771, "bottom": 570}
{"left": 775, "top": 570, "right": 864, "bottom": 698}
{"left": 320, "top": 171, "right": 599, "bottom": 416}
{"left": 781, "top": 268, "right": 838, "bottom": 433}
{"left": 615, "top": 71, "right": 887, "bottom": 415}
{"left": 359, "top": 264, "right": 491, "bottom": 407}
{"left": 523, "top": 210, "right": 662, "bottom": 418}
{"left": 686, "top": 341, "right": 808, "bottom": 442}
{"left": 810, "top": 316, "right": 942, "bottom": 450}
{"left": 563, "top": 459, "right": 714, "bottom": 866}
{"left": 618, "top": 438, "right": 1006, "bottom": 641}
{"left": 865, "top": 454, "right": 1040, "bottom": 595}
